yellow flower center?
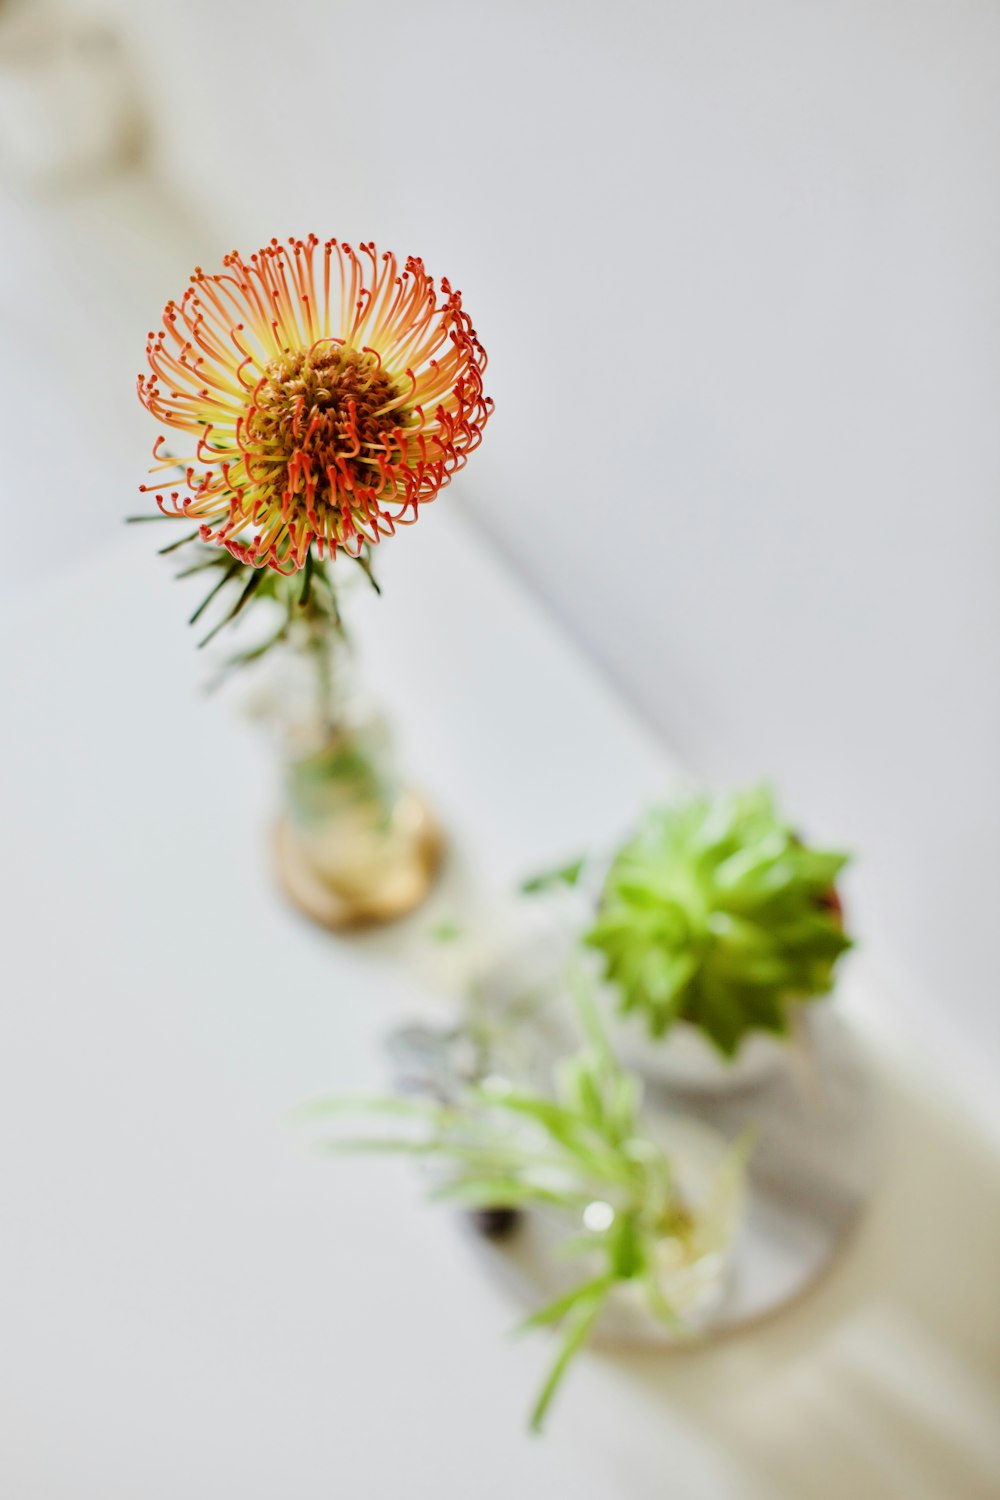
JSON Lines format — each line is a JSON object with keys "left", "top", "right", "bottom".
{"left": 243, "top": 343, "right": 410, "bottom": 507}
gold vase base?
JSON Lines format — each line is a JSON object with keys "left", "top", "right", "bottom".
{"left": 274, "top": 794, "right": 444, "bottom": 932}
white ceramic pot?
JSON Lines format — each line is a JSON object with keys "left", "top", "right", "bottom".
{"left": 613, "top": 1011, "right": 796, "bottom": 1095}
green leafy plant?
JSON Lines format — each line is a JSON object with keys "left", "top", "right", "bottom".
{"left": 586, "top": 787, "right": 852, "bottom": 1057}
{"left": 305, "top": 986, "right": 743, "bottom": 1431}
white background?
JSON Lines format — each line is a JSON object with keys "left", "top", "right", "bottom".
{"left": 12, "top": 0, "right": 996, "bottom": 1069}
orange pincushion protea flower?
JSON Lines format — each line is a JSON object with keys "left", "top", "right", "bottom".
{"left": 138, "top": 237, "right": 492, "bottom": 574}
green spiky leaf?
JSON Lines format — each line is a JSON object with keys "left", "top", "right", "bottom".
{"left": 520, "top": 857, "right": 587, "bottom": 895}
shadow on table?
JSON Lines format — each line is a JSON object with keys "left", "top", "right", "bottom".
{"left": 609, "top": 1064, "right": 1000, "bottom": 1499}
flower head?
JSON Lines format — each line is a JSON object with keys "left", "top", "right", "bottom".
{"left": 138, "top": 238, "right": 492, "bottom": 573}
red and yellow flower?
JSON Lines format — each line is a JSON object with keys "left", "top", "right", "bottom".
{"left": 138, "top": 237, "right": 492, "bottom": 574}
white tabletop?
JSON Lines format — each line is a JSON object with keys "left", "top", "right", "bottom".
{"left": 1, "top": 508, "right": 998, "bottom": 1498}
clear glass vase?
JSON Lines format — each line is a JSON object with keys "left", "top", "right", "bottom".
{"left": 508, "top": 1107, "right": 747, "bottom": 1347}
{"left": 392, "top": 924, "right": 877, "bottom": 1340}
{"left": 386, "top": 959, "right": 748, "bottom": 1346}
{"left": 269, "top": 611, "right": 441, "bottom": 930}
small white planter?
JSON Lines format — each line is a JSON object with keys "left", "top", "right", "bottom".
{"left": 613, "top": 1011, "right": 797, "bottom": 1094}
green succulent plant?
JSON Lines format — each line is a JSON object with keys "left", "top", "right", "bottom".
{"left": 585, "top": 787, "right": 852, "bottom": 1057}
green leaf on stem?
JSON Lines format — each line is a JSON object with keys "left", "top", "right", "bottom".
{"left": 529, "top": 1287, "right": 608, "bottom": 1433}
